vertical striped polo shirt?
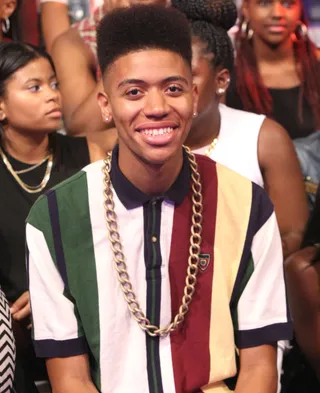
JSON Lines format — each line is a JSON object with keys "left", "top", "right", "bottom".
{"left": 26, "top": 147, "right": 292, "bottom": 393}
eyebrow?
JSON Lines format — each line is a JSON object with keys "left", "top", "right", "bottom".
{"left": 117, "top": 75, "right": 189, "bottom": 89}
{"left": 24, "top": 74, "right": 57, "bottom": 84}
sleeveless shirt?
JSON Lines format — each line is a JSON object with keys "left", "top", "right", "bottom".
{"left": 0, "top": 133, "right": 90, "bottom": 302}
{"left": 193, "top": 104, "right": 265, "bottom": 187}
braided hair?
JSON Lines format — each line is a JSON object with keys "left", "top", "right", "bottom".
{"left": 234, "top": 9, "right": 320, "bottom": 129}
{"left": 172, "top": 0, "right": 237, "bottom": 72}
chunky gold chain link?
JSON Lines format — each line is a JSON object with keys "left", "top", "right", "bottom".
{"left": 102, "top": 146, "right": 203, "bottom": 337}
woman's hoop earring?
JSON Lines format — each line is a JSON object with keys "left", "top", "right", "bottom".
{"left": 295, "top": 21, "right": 308, "bottom": 41}
{"left": 240, "top": 19, "right": 253, "bottom": 40}
{"left": 2, "top": 18, "right": 10, "bottom": 34}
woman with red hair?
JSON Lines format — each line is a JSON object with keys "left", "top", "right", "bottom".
{"left": 227, "top": 0, "right": 320, "bottom": 140}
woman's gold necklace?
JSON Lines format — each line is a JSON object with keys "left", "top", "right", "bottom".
{"left": 204, "top": 135, "right": 219, "bottom": 157}
{"left": 0, "top": 146, "right": 53, "bottom": 194}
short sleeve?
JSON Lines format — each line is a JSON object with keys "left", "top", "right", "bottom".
{"left": 27, "top": 216, "right": 87, "bottom": 358}
{"left": 232, "top": 188, "right": 293, "bottom": 349}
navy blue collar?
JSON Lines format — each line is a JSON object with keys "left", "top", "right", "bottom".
{"left": 110, "top": 145, "right": 190, "bottom": 209}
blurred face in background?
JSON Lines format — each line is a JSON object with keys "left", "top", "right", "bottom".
{"left": 0, "top": 57, "right": 62, "bottom": 135}
{"left": 242, "top": 0, "right": 302, "bottom": 46}
{"left": 0, "top": 0, "right": 17, "bottom": 33}
{"left": 191, "top": 37, "right": 230, "bottom": 125}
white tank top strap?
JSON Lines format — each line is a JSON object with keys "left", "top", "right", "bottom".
{"left": 211, "top": 104, "right": 265, "bottom": 187}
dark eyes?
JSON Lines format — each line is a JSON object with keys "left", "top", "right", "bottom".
{"left": 258, "top": 0, "right": 296, "bottom": 6}
{"left": 125, "top": 85, "right": 183, "bottom": 99}
{"left": 27, "top": 81, "right": 59, "bottom": 92}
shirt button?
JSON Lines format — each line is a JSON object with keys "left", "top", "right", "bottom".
{"left": 152, "top": 236, "right": 157, "bottom": 243}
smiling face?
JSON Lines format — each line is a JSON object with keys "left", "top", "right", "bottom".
{"left": 98, "top": 49, "right": 198, "bottom": 166}
{"left": 0, "top": 57, "right": 62, "bottom": 134}
{"left": 243, "top": 0, "right": 302, "bottom": 46}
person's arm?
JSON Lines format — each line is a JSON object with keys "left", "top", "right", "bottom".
{"left": 235, "top": 344, "right": 277, "bottom": 393}
{"left": 10, "top": 290, "right": 31, "bottom": 328}
{"left": 258, "top": 118, "right": 309, "bottom": 258}
{"left": 285, "top": 246, "right": 320, "bottom": 380}
{"left": 52, "top": 29, "right": 108, "bottom": 136}
{"left": 46, "top": 354, "right": 99, "bottom": 393}
{"left": 40, "top": 1, "right": 70, "bottom": 54}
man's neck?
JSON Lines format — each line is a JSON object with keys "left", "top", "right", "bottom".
{"left": 2, "top": 127, "right": 50, "bottom": 164}
{"left": 253, "top": 35, "right": 294, "bottom": 64}
{"left": 118, "top": 145, "right": 184, "bottom": 196}
{"left": 185, "top": 105, "right": 220, "bottom": 150}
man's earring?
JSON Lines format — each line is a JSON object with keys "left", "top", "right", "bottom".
{"left": 105, "top": 115, "right": 110, "bottom": 121}
{"left": 216, "top": 88, "right": 225, "bottom": 96}
{"left": 193, "top": 112, "right": 198, "bottom": 118}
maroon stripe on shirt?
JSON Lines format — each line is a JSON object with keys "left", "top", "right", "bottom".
{"left": 169, "top": 155, "right": 218, "bottom": 393}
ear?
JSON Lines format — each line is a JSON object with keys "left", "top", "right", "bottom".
{"left": 192, "top": 83, "right": 199, "bottom": 117}
{"left": 0, "top": 99, "right": 7, "bottom": 122}
{"left": 215, "top": 68, "right": 231, "bottom": 98}
{"left": 97, "top": 91, "right": 112, "bottom": 124}
{"left": 1, "top": 0, "right": 17, "bottom": 20}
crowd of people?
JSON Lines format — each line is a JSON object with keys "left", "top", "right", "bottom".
{"left": 0, "top": 0, "right": 319, "bottom": 392}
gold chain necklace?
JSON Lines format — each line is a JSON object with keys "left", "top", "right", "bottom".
{"left": 0, "top": 146, "right": 53, "bottom": 194}
{"left": 102, "top": 146, "right": 203, "bottom": 337}
{"left": 15, "top": 155, "right": 51, "bottom": 174}
{"left": 204, "top": 136, "right": 218, "bottom": 157}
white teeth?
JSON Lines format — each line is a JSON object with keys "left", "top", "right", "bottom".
{"left": 141, "top": 127, "right": 174, "bottom": 136}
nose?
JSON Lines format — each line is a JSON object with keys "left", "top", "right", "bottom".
{"left": 143, "top": 89, "right": 169, "bottom": 119}
{"left": 45, "top": 85, "right": 60, "bottom": 103}
{"left": 271, "top": 1, "right": 286, "bottom": 18}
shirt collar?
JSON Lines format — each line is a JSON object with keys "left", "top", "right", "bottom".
{"left": 110, "top": 145, "right": 190, "bottom": 209}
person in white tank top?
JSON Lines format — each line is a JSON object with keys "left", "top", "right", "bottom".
{"left": 193, "top": 103, "right": 265, "bottom": 187}
{"left": 173, "top": 1, "right": 308, "bottom": 260}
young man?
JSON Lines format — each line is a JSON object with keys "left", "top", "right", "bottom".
{"left": 27, "top": 5, "right": 292, "bottom": 393}
{"left": 50, "top": 0, "right": 170, "bottom": 150}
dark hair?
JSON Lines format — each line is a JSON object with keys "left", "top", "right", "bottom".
{"left": 234, "top": 9, "right": 320, "bottom": 129}
{"left": 97, "top": 4, "right": 192, "bottom": 75}
{"left": 0, "top": 42, "right": 55, "bottom": 97}
{"left": 172, "top": 0, "right": 237, "bottom": 72}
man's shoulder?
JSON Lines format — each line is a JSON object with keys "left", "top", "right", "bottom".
{"left": 27, "top": 161, "right": 104, "bottom": 227}
{"left": 201, "top": 156, "right": 273, "bottom": 220}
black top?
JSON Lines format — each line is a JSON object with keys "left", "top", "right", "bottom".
{"left": 226, "top": 80, "right": 316, "bottom": 140}
{"left": 0, "top": 133, "right": 90, "bottom": 302}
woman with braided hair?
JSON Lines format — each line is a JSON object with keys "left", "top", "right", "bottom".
{"left": 226, "top": 0, "right": 320, "bottom": 140}
{"left": 173, "top": 0, "right": 308, "bottom": 260}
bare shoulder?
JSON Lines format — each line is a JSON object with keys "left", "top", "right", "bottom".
{"left": 259, "top": 118, "right": 291, "bottom": 145}
{"left": 258, "top": 118, "right": 295, "bottom": 163}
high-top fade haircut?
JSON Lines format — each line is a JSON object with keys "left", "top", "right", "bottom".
{"left": 97, "top": 4, "right": 192, "bottom": 76}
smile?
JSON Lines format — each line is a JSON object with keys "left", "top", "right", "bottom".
{"left": 141, "top": 127, "right": 174, "bottom": 136}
